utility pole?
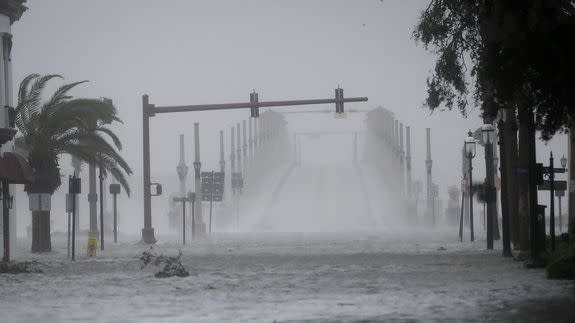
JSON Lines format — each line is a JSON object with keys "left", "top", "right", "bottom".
{"left": 219, "top": 131, "right": 225, "bottom": 173}
{"left": 399, "top": 123, "right": 405, "bottom": 203}
{"left": 230, "top": 126, "right": 236, "bottom": 194}
{"left": 426, "top": 128, "right": 433, "bottom": 225}
{"left": 193, "top": 123, "right": 204, "bottom": 235}
{"left": 406, "top": 126, "right": 412, "bottom": 200}
{"left": 249, "top": 118, "right": 253, "bottom": 164}
{"left": 237, "top": 123, "right": 242, "bottom": 179}
{"left": 243, "top": 120, "right": 248, "bottom": 177}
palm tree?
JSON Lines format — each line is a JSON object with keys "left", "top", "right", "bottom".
{"left": 14, "top": 74, "right": 132, "bottom": 252}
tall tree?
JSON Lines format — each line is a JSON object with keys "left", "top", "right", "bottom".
{"left": 14, "top": 74, "right": 131, "bottom": 252}
{"left": 414, "top": 0, "right": 575, "bottom": 245}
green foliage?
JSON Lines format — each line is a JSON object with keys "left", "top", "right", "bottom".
{"left": 14, "top": 74, "right": 132, "bottom": 195}
{"left": 413, "top": 0, "right": 481, "bottom": 115}
{"left": 414, "top": 0, "right": 575, "bottom": 139}
{"left": 140, "top": 248, "right": 190, "bottom": 278}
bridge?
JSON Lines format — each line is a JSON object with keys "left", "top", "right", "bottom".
{"left": 143, "top": 90, "right": 439, "bottom": 241}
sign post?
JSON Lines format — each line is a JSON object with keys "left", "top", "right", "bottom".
{"left": 109, "top": 184, "right": 121, "bottom": 243}
{"left": 68, "top": 174, "right": 81, "bottom": 261}
{"left": 202, "top": 171, "right": 225, "bottom": 233}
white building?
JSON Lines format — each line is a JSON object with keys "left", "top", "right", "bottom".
{"left": 0, "top": 0, "right": 28, "bottom": 257}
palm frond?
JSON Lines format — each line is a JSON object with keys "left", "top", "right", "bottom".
{"left": 42, "top": 80, "right": 89, "bottom": 113}
{"left": 23, "top": 74, "right": 62, "bottom": 115}
{"left": 17, "top": 73, "right": 39, "bottom": 107}
{"left": 94, "top": 126, "right": 122, "bottom": 150}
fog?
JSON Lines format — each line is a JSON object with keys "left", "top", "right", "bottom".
{"left": 8, "top": 0, "right": 569, "bottom": 238}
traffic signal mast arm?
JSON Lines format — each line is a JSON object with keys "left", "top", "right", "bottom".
{"left": 150, "top": 96, "right": 368, "bottom": 115}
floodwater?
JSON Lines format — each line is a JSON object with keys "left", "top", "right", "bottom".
{"left": 1, "top": 231, "right": 574, "bottom": 322}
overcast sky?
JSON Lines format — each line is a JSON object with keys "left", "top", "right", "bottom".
{"left": 10, "top": 0, "right": 568, "bottom": 233}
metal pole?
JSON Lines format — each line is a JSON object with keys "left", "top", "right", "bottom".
{"left": 191, "top": 199, "right": 195, "bottom": 240}
{"left": 141, "top": 94, "right": 155, "bottom": 243}
{"left": 426, "top": 128, "right": 433, "bottom": 225}
{"left": 550, "top": 152, "right": 555, "bottom": 251}
{"left": 72, "top": 175, "right": 76, "bottom": 261}
{"left": 406, "top": 126, "right": 412, "bottom": 200}
{"left": 99, "top": 168, "right": 104, "bottom": 250}
{"left": 469, "top": 155, "right": 474, "bottom": 242}
{"left": 182, "top": 200, "right": 186, "bottom": 245}
{"left": 237, "top": 123, "right": 242, "bottom": 178}
{"left": 113, "top": 194, "right": 118, "bottom": 243}
{"left": 243, "top": 120, "right": 247, "bottom": 177}
{"left": 2, "top": 180, "right": 9, "bottom": 262}
{"left": 193, "top": 122, "right": 203, "bottom": 235}
{"left": 67, "top": 210, "right": 71, "bottom": 258}
{"left": 231, "top": 126, "right": 236, "bottom": 194}
{"left": 459, "top": 191, "right": 465, "bottom": 242}
{"left": 210, "top": 171, "right": 214, "bottom": 233}
{"left": 249, "top": 118, "right": 253, "bottom": 164}
{"left": 219, "top": 130, "right": 225, "bottom": 173}
{"left": 558, "top": 195, "right": 562, "bottom": 233}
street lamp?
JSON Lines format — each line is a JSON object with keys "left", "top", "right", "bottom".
{"left": 558, "top": 154, "right": 568, "bottom": 233}
{"left": 465, "top": 130, "right": 477, "bottom": 242}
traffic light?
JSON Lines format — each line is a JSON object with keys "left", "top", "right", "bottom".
{"left": 250, "top": 91, "right": 259, "bottom": 118}
{"left": 335, "top": 87, "right": 344, "bottom": 114}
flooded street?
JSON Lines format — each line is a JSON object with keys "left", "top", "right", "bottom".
{"left": 2, "top": 232, "right": 574, "bottom": 322}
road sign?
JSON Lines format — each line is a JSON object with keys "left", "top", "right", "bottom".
{"left": 202, "top": 171, "right": 224, "bottom": 181}
{"left": 555, "top": 190, "right": 565, "bottom": 197}
{"left": 538, "top": 180, "right": 567, "bottom": 191}
{"left": 542, "top": 167, "right": 567, "bottom": 174}
{"left": 201, "top": 171, "right": 225, "bottom": 202}
{"left": 202, "top": 194, "right": 223, "bottom": 202}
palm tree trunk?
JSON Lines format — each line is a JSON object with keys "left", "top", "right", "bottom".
{"left": 31, "top": 209, "right": 51, "bottom": 253}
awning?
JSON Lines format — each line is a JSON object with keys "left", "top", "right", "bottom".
{"left": 0, "top": 152, "right": 34, "bottom": 184}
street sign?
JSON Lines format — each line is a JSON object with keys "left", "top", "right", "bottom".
{"left": 202, "top": 194, "right": 223, "bottom": 202}
{"left": 537, "top": 180, "right": 567, "bottom": 191}
{"left": 555, "top": 190, "right": 565, "bottom": 197}
{"left": 542, "top": 167, "right": 566, "bottom": 174}
{"left": 201, "top": 171, "right": 225, "bottom": 202}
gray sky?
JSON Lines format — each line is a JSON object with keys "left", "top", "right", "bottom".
{"left": 10, "top": 0, "right": 568, "bottom": 233}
